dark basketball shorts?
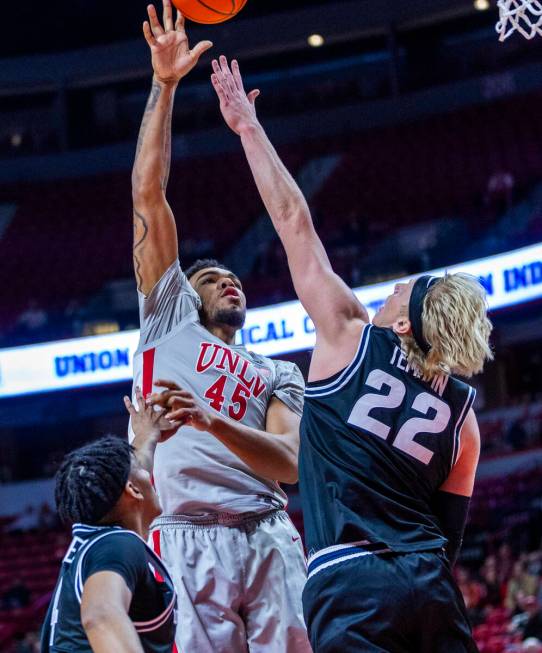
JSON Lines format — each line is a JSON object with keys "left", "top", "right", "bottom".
{"left": 302, "top": 546, "right": 479, "bottom": 653}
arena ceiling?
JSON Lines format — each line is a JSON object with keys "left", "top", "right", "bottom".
{"left": 3, "top": 0, "right": 486, "bottom": 59}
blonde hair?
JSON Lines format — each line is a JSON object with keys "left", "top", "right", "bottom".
{"left": 400, "top": 273, "right": 493, "bottom": 379}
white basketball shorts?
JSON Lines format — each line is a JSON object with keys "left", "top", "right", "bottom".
{"left": 150, "top": 509, "right": 312, "bottom": 653}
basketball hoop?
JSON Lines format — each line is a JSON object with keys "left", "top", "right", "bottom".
{"left": 496, "top": 0, "right": 542, "bottom": 41}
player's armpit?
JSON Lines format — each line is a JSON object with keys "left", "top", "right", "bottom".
{"left": 82, "top": 571, "right": 143, "bottom": 653}
{"left": 132, "top": 200, "right": 178, "bottom": 297}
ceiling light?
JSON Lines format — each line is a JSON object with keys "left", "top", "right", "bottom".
{"left": 474, "top": 0, "right": 490, "bottom": 10}
{"left": 308, "top": 34, "right": 325, "bottom": 48}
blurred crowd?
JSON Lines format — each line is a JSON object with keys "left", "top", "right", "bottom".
{"left": 456, "top": 543, "right": 542, "bottom": 650}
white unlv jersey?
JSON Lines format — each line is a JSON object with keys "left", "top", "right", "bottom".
{"left": 129, "top": 261, "right": 305, "bottom": 517}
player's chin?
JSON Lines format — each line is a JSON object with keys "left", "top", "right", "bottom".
{"left": 150, "top": 493, "right": 162, "bottom": 521}
{"left": 215, "top": 303, "right": 246, "bottom": 328}
{"left": 371, "top": 312, "right": 383, "bottom": 326}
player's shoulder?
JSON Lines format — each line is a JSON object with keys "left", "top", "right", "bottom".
{"left": 84, "top": 527, "right": 146, "bottom": 561}
{"left": 248, "top": 350, "right": 302, "bottom": 382}
{"left": 366, "top": 323, "right": 400, "bottom": 347}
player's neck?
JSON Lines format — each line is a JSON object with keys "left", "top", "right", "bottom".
{"left": 107, "top": 509, "right": 147, "bottom": 540}
{"left": 206, "top": 323, "right": 238, "bottom": 346}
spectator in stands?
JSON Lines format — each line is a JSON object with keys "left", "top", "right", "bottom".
{"left": 522, "top": 596, "right": 542, "bottom": 642}
{"left": 485, "top": 170, "right": 515, "bottom": 218}
{"left": 1, "top": 578, "right": 30, "bottom": 610}
{"left": 16, "top": 300, "right": 48, "bottom": 339}
{"left": 15, "top": 630, "right": 39, "bottom": 653}
{"left": 6, "top": 505, "right": 39, "bottom": 532}
{"left": 506, "top": 560, "right": 540, "bottom": 613}
{"left": 498, "top": 542, "right": 516, "bottom": 584}
{"left": 456, "top": 566, "right": 486, "bottom": 625}
{"left": 37, "top": 502, "right": 57, "bottom": 530}
{"left": 507, "top": 417, "right": 528, "bottom": 451}
{"left": 480, "top": 555, "right": 504, "bottom": 609}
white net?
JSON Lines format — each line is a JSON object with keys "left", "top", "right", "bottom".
{"left": 496, "top": 0, "right": 542, "bottom": 41}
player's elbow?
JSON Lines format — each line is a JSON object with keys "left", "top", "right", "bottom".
{"left": 131, "top": 173, "right": 164, "bottom": 206}
{"left": 82, "top": 603, "right": 124, "bottom": 634}
{"left": 280, "top": 445, "right": 299, "bottom": 484}
{"left": 282, "top": 463, "right": 299, "bottom": 485}
{"left": 275, "top": 203, "right": 311, "bottom": 234}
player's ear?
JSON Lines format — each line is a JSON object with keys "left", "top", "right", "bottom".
{"left": 125, "top": 479, "right": 144, "bottom": 502}
{"left": 392, "top": 316, "right": 411, "bottom": 337}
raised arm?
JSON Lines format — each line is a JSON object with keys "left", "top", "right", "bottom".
{"left": 132, "top": 0, "right": 212, "bottom": 295}
{"left": 124, "top": 386, "right": 178, "bottom": 473}
{"left": 210, "top": 56, "right": 368, "bottom": 343}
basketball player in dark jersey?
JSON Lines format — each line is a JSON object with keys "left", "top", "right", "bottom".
{"left": 41, "top": 391, "right": 177, "bottom": 653}
{"left": 212, "top": 57, "right": 493, "bottom": 652}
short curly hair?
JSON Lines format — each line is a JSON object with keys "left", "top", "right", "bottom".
{"left": 185, "top": 259, "right": 230, "bottom": 280}
{"left": 55, "top": 436, "right": 133, "bottom": 525}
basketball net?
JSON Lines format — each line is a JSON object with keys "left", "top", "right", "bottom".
{"left": 496, "top": 0, "right": 542, "bottom": 41}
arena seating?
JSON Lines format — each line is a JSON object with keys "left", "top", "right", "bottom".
{"left": 312, "top": 91, "right": 542, "bottom": 241}
{"left": 0, "top": 402, "right": 541, "bottom": 651}
{"left": 0, "top": 528, "right": 69, "bottom": 650}
{"left": 2, "top": 91, "right": 542, "bottom": 342}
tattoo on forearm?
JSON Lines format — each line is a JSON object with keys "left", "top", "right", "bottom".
{"left": 133, "top": 209, "right": 149, "bottom": 291}
{"left": 134, "top": 81, "right": 162, "bottom": 163}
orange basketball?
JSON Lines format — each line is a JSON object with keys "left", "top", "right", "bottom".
{"left": 172, "top": 0, "right": 248, "bottom": 24}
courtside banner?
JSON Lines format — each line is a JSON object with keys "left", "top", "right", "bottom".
{"left": 1, "top": 241, "right": 541, "bottom": 397}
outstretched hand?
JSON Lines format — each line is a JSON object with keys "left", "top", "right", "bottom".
{"left": 211, "top": 56, "right": 260, "bottom": 135}
{"left": 143, "top": 0, "right": 213, "bottom": 84}
{"left": 147, "top": 379, "right": 216, "bottom": 433}
{"left": 124, "top": 386, "right": 179, "bottom": 443}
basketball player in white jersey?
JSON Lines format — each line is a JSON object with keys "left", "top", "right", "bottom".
{"left": 129, "top": 3, "right": 311, "bottom": 652}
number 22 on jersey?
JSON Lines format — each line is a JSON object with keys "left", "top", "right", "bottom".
{"left": 347, "top": 369, "right": 451, "bottom": 465}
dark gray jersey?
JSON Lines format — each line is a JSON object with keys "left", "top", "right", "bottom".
{"left": 300, "top": 325, "right": 475, "bottom": 555}
{"left": 41, "top": 524, "right": 176, "bottom": 653}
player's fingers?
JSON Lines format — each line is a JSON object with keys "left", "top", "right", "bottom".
{"left": 175, "top": 9, "right": 185, "bottom": 31}
{"left": 166, "top": 396, "right": 194, "bottom": 409}
{"left": 211, "top": 74, "right": 228, "bottom": 103}
{"left": 135, "top": 386, "right": 146, "bottom": 412}
{"left": 162, "top": 0, "right": 174, "bottom": 31}
{"left": 155, "top": 379, "right": 181, "bottom": 391}
{"left": 147, "top": 4, "right": 165, "bottom": 37}
{"left": 147, "top": 389, "right": 192, "bottom": 407}
{"left": 143, "top": 21, "right": 158, "bottom": 48}
{"left": 146, "top": 391, "right": 165, "bottom": 406}
{"left": 247, "top": 89, "right": 260, "bottom": 105}
{"left": 219, "top": 55, "right": 237, "bottom": 94}
{"left": 123, "top": 395, "right": 137, "bottom": 416}
{"left": 212, "top": 58, "right": 225, "bottom": 82}
{"left": 191, "top": 40, "right": 213, "bottom": 62}
{"left": 165, "top": 407, "right": 194, "bottom": 423}
{"left": 212, "top": 60, "right": 231, "bottom": 101}
{"left": 231, "top": 59, "right": 245, "bottom": 92}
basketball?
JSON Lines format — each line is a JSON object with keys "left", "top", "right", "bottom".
{"left": 172, "top": 0, "right": 248, "bottom": 24}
